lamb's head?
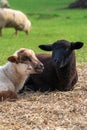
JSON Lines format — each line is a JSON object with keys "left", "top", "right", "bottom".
{"left": 39, "top": 40, "right": 83, "bottom": 68}
{"left": 8, "top": 48, "right": 44, "bottom": 75}
{"left": 24, "top": 20, "right": 31, "bottom": 35}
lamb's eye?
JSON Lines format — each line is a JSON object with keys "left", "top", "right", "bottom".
{"left": 28, "top": 57, "right": 32, "bottom": 62}
{"left": 24, "top": 56, "right": 31, "bottom": 61}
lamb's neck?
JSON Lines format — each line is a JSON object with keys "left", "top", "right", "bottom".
{"left": 56, "top": 62, "right": 71, "bottom": 79}
{"left": 3, "top": 62, "right": 28, "bottom": 92}
{"left": 56, "top": 60, "right": 76, "bottom": 79}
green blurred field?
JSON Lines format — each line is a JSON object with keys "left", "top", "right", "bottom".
{"left": 0, "top": 0, "right": 87, "bottom": 64}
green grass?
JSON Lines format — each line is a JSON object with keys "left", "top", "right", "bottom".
{"left": 0, "top": 0, "right": 87, "bottom": 64}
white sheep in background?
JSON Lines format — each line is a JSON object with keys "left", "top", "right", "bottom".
{"left": 0, "top": 0, "right": 10, "bottom": 8}
{"left": 0, "top": 48, "right": 44, "bottom": 101}
{"left": 0, "top": 8, "right": 31, "bottom": 36}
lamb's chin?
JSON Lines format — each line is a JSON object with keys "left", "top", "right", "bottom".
{"left": 35, "top": 69, "right": 43, "bottom": 73}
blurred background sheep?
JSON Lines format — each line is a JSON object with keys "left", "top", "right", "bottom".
{"left": 0, "top": 0, "right": 10, "bottom": 8}
{"left": 0, "top": 8, "right": 31, "bottom": 36}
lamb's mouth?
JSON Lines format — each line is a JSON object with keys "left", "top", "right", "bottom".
{"left": 35, "top": 68, "right": 44, "bottom": 73}
{"left": 34, "top": 65, "right": 44, "bottom": 73}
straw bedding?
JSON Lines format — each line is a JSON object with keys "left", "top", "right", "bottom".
{"left": 0, "top": 63, "right": 87, "bottom": 130}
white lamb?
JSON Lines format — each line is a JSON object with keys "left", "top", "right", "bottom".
{"left": 0, "top": 48, "right": 44, "bottom": 101}
{"left": 0, "top": 8, "right": 31, "bottom": 36}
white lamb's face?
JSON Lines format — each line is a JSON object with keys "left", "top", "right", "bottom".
{"left": 8, "top": 48, "right": 44, "bottom": 75}
{"left": 15, "top": 62, "right": 36, "bottom": 75}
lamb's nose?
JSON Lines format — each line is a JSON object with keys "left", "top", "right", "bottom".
{"left": 35, "top": 63, "right": 44, "bottom": 70}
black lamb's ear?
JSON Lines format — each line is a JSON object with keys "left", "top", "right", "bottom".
{"left": 71, "top": 42, "right": 84, "bottom": 50}
{"left": 39, "top": 44, "right": 52, "bottom": 51}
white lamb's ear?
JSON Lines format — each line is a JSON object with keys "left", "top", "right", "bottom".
{"left": 8, "top": 56, "right": 18, "bottom": 63}
{"left": 71, "top": 42, "right": 84, "bottom": 50}
{"left": 39, "top": 44, "right": 52, "bottom": 51}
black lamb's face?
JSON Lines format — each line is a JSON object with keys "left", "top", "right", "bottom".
{"left": 39, "top": 40, "right": 84, "bottom": 68}
{"left": 52, "top": 41, "right": 71, "bottom": 68}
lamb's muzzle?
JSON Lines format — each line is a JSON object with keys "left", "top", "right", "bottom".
{"left": 34, "top": 63, "right": 44, "bottom": 73}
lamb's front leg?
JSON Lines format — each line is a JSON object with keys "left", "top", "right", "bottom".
{"left": 14, "top": 29, "right": 18, "bottom": 36}
{"left": 0, "top": 90, "right": 17, "bottom": 101}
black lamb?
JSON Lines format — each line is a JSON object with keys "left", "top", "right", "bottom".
{"left": 21, "top": 40, "right": 83, "bottom": 92}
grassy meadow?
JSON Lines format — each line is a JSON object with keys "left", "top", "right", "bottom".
{"left": 0, "top": 0, "right": 87, "bottom": 64}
